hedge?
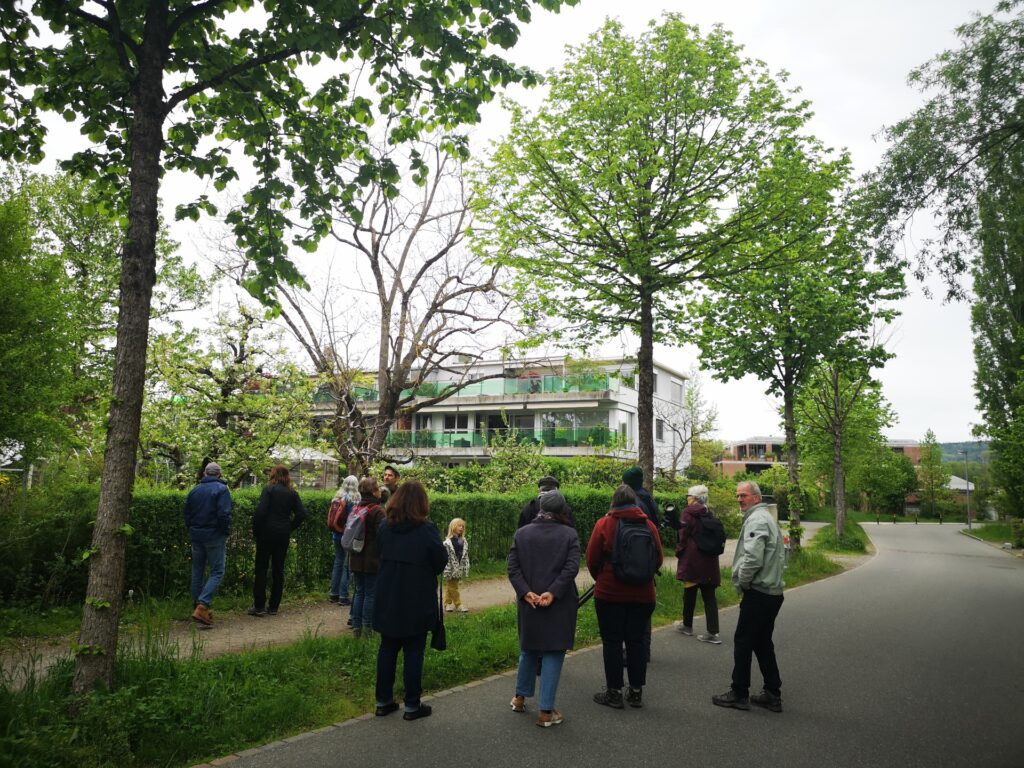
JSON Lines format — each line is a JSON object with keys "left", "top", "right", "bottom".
{"left": 0, "top": 485, "right": 741, "bottom": 606}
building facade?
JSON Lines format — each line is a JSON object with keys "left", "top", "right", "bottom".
{"left": 313, "top": 356, "right": 691, "bottom": 472}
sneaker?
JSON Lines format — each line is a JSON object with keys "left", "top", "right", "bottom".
{"left": 712, "top": 689, "right": 750, "bottom": 711}
{"left": 593, "top": 688, "right": 624, "bottom": 709}
{"left": 191, "top": 604, "right": 213, "bottom": 626}
{"left": 697, "top": 633, "right": 722, "bottom": 644}
{"left": 510, "top": 695, "right": 527, "bottom": 713}
{"left": 375, "top": 702, "right": 400, "bottom": 717}
{"left": 266, "top": 608, "right": 278, "bottom": 616}
{"left": 751, "top": 689, "right": 783, "bottom": 713}
{"left": 403, "top": 704, "right": 432, "bottom": 721}
{"left": 625, "top": 687, "right": 643, "bottom": 708}
{"left": 246, "top": 606, "right": 265, "bottom": 617}
{"left": 535, "top": 710, "right": 564, "bottom": 727}
{"left": 677, "top": 623, "right": 694, "bottom": 636}
{"left": 457, "top": 606, "right": 469, "bottom": 613}
{"left": 444, "top": 605, "right": 455, "bottom": 613}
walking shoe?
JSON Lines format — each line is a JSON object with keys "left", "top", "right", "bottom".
{"left": 266, "top": 608, "right": 278, "bottom": 616}
{"left": 593, "top": 688, "right": 624, "bottom": 709}
{"left": 191, "top": 604, "right": 213, "bottom": 626}
{"left": 535, "top": 709, "right": 564, "bottom": 727}
{"left": 625, "top": 687, "right": 643, "bottom": 708}
{"left": 328, "top": 595, "right": 340, "bottom": 604}
{"left": 457, "top": 606, "right": 469, "bottom": 613}
{"left": 338, "top": 597, "right": 351, "bottom": 606}
{"left": 712, "top": 689, "right": 750, "bottom": 710}
{"left": 510, "top": 695, "right": 527, "bottom": 713}
{"left": 677, "top": 623, "right": 694, "bottom": 636}
{"left": 697, "top": 633, "right": 722, "bottom": 644}
{"left": 375, "top": 702, "right": 400, "bottom": 717}
{"left": 751, "top": 689, "right": 783, "bottom": 713}
{"left": 444, "top": 604, "right": 455, "bottom": 612}
{"left": 246, "top": 606, "right": 265, "bottom": 617}
{"left": 403, "top": 704, "right": 432, "bottom": 721}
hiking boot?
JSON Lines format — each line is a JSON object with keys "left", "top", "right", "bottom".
{"left": 191, "top": 604, "right": 213, "bottom": 626}
{"left": 536, "top": 709, "right": 564, "bottom": 727}
{"left": 246, "top": 606, "right": 265, "bottom": 617}
{"left": 712, "top": 689, "right": 750, "bottom": 710}
{"left": 510, "top": 695, "right": 527, "bottom": 713}
{"left": 697, "top": 633, "right": 722, "bottom": 644}
{"left": 593, "top": 688, "right": 624, "bottom": 709}
{"left": 751, "top": 689, "right": 783, "bottom": 713}
{"left": 625, "top": 687, "right": 643, "bottom": 708}
{"left": 403, "top": 704, "right": 432, "bottom": 721}
{"left": 677, "top": 623, "right": 694, "bottom": 636}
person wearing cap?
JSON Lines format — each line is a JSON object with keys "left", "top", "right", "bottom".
{"left": 517, "top": 476, "right": 576, "bottom": 529}
{"left": 183, "top": 461, "right": 233, "bottom": 626}
{"left": 621, "top": 466, "right": 660, "bottom": 526}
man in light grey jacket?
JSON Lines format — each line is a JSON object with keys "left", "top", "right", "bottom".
{"left": 712, "top": 480, "right": 785, "bottom": 713}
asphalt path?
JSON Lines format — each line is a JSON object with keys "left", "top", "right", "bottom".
{"left": 218, "top": 525, "right": 1024, "bottom": 768}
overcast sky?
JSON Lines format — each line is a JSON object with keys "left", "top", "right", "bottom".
{"left": 480, "top": 0, "right": 988, "bottom": 444}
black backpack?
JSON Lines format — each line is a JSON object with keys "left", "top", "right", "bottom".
{"left": 611, "top": 518, "right": 660, "bottom": 585}
{"left": 695, "top": 514, "right": 726, "bottom": 556}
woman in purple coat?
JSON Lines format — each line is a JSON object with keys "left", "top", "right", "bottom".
{"left": 673, "top": 485, "right": 722, "bottom": 643}
{"left": 507, "top": 491, "right": 580, "bottom": 728}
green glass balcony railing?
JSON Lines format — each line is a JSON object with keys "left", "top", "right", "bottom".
{"left": 398, "top": 374, "right": 620, "bottom": 400}
{"left": 384, "top": 426, "right": 621, "bottom": 449}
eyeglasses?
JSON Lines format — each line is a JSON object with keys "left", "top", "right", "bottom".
{"left": 736, "top": 493, "right": 751, "bottom": 498}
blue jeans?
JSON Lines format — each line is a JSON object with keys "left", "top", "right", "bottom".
{"left": 515, "top": 650, "right": 566, "bottom": 711}
{"left": 190, "top": 535, "right": 227, "bottom": 608}
{"left": 351, "top": 572, "right": 377, "bottom": 628}
{"left": 376, "top": 632, "right": 427, "bottom": 709}
{"left": 329, "top": 539, "right": 351, "bottom": 599}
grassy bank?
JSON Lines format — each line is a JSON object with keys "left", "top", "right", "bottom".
{"left": 0, "top": 548, "right": 841, "bottom": 768}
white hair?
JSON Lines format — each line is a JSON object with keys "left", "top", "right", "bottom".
{"left": 738, "top": 480, "right": 762, "bottom": 497}
{"left": 687, "top": 485, "right": 709, "bottom": 503}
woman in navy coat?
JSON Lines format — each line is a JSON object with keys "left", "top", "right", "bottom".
{"left": 373, "top": 480, "right": 447, "bottom": 721}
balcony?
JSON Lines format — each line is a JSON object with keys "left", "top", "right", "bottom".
{"left": 399, "top": 374, "right": 622, "bottom": 400}
{"left": 384, "top": 426, "right": 621, "bottom": 449}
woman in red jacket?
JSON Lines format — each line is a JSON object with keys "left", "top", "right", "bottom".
{"left": 585, "top": 484, "right": 663, "bottom": 709}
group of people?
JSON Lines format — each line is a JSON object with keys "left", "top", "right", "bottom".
{"left": 184, "top": 461, "right": 786, "bottom": 724}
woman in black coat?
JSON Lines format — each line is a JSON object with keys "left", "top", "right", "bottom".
{"left": 373, "top": 480, "right": 447, "bottom": 721}
{"left": 249, "top": 464, "right": 306, "bottom": 616}
{"left": 507, "top": 491, "right": 580, "bottom": 728}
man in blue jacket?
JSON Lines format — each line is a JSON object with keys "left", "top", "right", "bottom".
{"left": 184, "top": 462, "right": 233, "bottom": 626}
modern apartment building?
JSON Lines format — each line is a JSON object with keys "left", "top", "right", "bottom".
{"left": 715, "top": 436, "right": 925, "bottom": 477}
{"left": 312, "top": 356, "right": 691, "bottom": 471}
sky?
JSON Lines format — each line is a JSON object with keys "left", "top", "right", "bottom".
{"left": 27, "top": 0, "right": 990, "bottom": 446}
{"left": 476, "top": 0, "right": 988, "bottom": 444}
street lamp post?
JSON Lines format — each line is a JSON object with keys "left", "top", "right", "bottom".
{"left": 960, "top": 448, "right": 971, "bottom": 529}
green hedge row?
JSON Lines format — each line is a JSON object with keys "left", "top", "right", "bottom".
{"left": 0, "top": 486, "right": 742, "bottom": 606}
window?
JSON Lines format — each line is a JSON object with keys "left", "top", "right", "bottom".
{"left": 416, "top": 414, "right": 433, "bottom": 430}
{"left": 671, "top": 380, "right": 684, "bottom": 404}
{"left": 651, "top": 373, "right": 658, "bottom": 395}
{"left": 656, "top": 419, "right": 665, "bottom": 442}
{"left": 443, "top": 413, "right": 468, "bottom": 432}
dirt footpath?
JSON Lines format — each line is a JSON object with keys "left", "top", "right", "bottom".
{"left": 3, "top": 526, "right": 840, "bottom": 681}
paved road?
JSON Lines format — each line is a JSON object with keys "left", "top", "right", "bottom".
{"left": 216, "top": 525, "right": 1024, "bottom": 768}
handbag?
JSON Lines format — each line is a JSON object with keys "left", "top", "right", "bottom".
{"left": 430, "top": 579, "right": 447, "bottom": 651}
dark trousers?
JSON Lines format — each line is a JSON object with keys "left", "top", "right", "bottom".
{"left": 253, "top": 533, "right": 290, "bottom": 611}
{"left": 731, "top": 589, "right": 784, "bottom": 697}
{"left": 376, "top": 632, "right": 427, "bottom": 708}
{"left": 595, "top": 598, "right": 655, "bottom": 690}
{"left": 682, "top": 583, "right": 720, "bottom": 634}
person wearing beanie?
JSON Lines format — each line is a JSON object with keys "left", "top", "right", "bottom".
{"left": 518, "top": 476, "right": 575, "bottom": 529}
{"left": 183, "top": 461, "right": 232, "bottom": 627}
{"left": 622, "top": 466, "right": 660, "bottom": 526}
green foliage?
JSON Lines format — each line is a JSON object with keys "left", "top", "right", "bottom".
{"left": 917, "top": 429, "right": 952, "bottom": 517}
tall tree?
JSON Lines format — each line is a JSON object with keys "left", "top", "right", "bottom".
{"left": 695, "top": 175, "right": 904, "bottom": 525}
{"left": 270, "top": 142, "right": 517, "bottom": 474}
{"left": 917, "top": 428, "right": 952, "bottom": 518}
{"left": 474, "top": 16, "right": 830, "bottom": 488}
{"left": 796, "top": 344, "right": 893, "bottom": 537}
{"left": 864, "top": 1, "right": 1024, "bottom": 298}
{"left": 0, "top": 0, "right": 575, "bottom": 693}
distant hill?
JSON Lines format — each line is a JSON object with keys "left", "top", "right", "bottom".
{"left": 940, "top": 441, "right": 989, "bottom": 463}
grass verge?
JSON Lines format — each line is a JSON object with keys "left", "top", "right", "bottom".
{"left": 963, "top": 522, "right": 1012, "bottom": 543}
{"left": 810, "top": 518, "right": 869, "bottom": 553}
{"left": 1, "top": 549, "right": 840, "bottom": 768}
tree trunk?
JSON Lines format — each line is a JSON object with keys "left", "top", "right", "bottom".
{"left": 72, "top": 20, "right": 166, "bottom": 694}
{"left": 637, "top": 286, "right": 655, "bottom": 490}
{"left": 782, "top": 386, "right": 803, "bottom": 527}
{"left": 831, "top": 369, "right": 846, "bottom": 539}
